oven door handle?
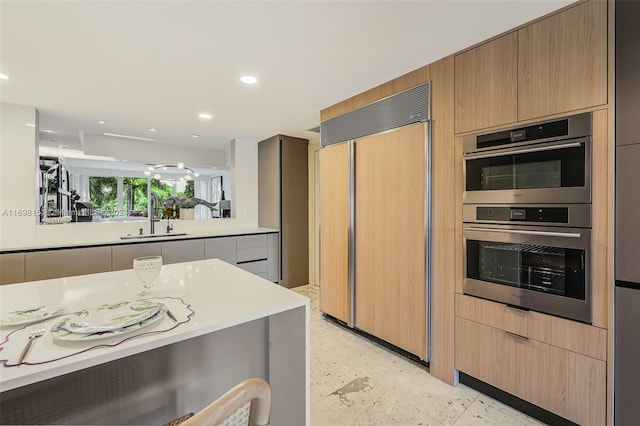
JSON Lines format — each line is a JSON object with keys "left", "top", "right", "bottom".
{"left": 463, "top": 141, "right": 583, "bottom": 160}
{"left": 464, "top": 226, "right": 582, "bottom": 238}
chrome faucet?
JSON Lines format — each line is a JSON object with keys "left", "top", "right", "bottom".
{"left": 150, "top": 193, "right": 161, "bottom": 234}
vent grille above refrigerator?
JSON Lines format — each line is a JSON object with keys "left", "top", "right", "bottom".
{"left": 320, "top": 82, "right": 431, "bottom": 147}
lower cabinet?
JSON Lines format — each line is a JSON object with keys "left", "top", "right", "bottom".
{"left": 24, "top": 247, "right": 112, "bottom": 281}
{"left": 161, "top": 240, "right": 205, "bottom": 265}
{"left": 455, "top": 313, "right": 606, "bottom": 426}
{"left": 111, "top": 242, "right": 162, "bottom": 271}
{"left": 204, "top": 237, "right": 236, "bottom": 264}
{"left": 8, "top": 232, "right": 279, "bottom": 283}
{"left": 0, "top": 253, "right": 26, "bottom": 285}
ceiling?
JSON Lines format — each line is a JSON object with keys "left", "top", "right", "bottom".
{"left": 1, "top": 0, "right": 574, "bottom": 161}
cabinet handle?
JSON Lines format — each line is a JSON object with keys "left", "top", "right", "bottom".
{"left": 505, "top": 331, "right": 529, "bottom": 341}
{"left": 506, "top": 304, "right": 530, "bottom": 312}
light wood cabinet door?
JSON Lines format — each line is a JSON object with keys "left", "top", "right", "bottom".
{"left": 454, "top": 33, "right": 518, "bottom": 134}
{"left": 25, "top": 247, "right": 112, "bottom": 281}
{"left": 456, "top": 317, "right": 606, "bottom": 426}
{"left": 0, "top": 253, "right": 25, "bottom": 285}
{"left": 355, "top": 123, "right": 426, "bottom": 358}
{"left": 518, "top": 0, "right": 607, "bottom": 120}
{"left": 319, "top": 142, "right": 350, "bottom": 323}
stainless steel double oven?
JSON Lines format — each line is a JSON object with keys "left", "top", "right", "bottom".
{"left": 462, "top": 113, "right": 593, "bottom": 323}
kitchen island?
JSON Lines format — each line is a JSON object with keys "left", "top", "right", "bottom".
{"left": 0, "top": 259, "right": 309, "bottom": 425}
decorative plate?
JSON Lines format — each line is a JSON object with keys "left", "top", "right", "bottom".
{"left": 63, "top": 300, "right": 163, "bottom": 333}
{"left": 0, "top": 305, "right": 67, "bottom": 326}
{"left": 51, "top": 304, "right": 167, "bottom": 341}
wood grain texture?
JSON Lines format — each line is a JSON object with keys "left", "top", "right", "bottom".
{"left": 355, "top": 123, "right": 426, "bottom": 358}
{"left": 456, "top": 317, "right": 606, "bottom": 426}
{"left": 591, "top": 109, "right": 610, "bottom": 329}
{"left": 320, "top": 66, "right": 430, "bottom": 122}
{"left": 454, "top": 33, "right": 518, "bottom": 134}
{"left": 518, "top": 0, "right": 607, "bottom": 120}
{"left": 319, "top": 143, "right": 350, "bottom": 322}
{"left": 456, "top": 293, "right": 607, "bottom": 361}
{"left": 428, "top": 56, "right": 457, "bottom": 384}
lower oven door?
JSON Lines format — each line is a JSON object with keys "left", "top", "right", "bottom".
{"left": 464, "top": 223, "right": 591, "bottom": 323}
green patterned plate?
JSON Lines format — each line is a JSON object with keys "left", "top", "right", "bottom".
{"left": 0, "top": 305, "right": 67, "bottom": 326}
{"left": 62, "top": 300, "right": 162, "bottom": 333}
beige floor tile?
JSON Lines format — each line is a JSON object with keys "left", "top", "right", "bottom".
{"left": 293, "top": 283, "right": 543, "bottom": 426}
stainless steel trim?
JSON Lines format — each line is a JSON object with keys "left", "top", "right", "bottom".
{"left": 462, "top": 203, "right": 591, "bottom": 228}
{"left": 424, "top": 120, "right": 432, "bottom": 362}
{"left": 464, "top": 227, "right": 582, "bottom": 239}
{"left": 348, "top": 140, "right": 356, "bottom": 328}
{"left": 463, "top": 140, "right": 583, "bottom": 160}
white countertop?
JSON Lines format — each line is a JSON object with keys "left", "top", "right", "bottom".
{"left": 0, "top": 226, "right": 278, "bottom": 252}
{"left": 0, "top": 259, "right": 308, "bottom": 392}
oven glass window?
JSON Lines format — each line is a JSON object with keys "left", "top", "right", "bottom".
{"left": 466, "top": 240, "right": 586, "bottom": 300}
{"left": 466, "top": 143, "right": 585, "bottom": 191}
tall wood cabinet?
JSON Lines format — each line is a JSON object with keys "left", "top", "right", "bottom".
{"left": 454, "top": 0, "right": 607, "bottom": 134}
{"left": 319, "top": 142, "right": 350, "bottom": 323}
{"left": 354, "top": 123, "right": 426, "bottom": 358}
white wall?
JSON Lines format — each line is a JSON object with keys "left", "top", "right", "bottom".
{"left": 0, "top": 103, "right": 39, "bottom": 245}
{"left": 230, "top": 138, "right": 259, "bottom": 225}
{"left": 0, "top": 102, "right": 261, "bottom": 249}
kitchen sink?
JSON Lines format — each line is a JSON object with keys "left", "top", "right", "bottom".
{"left": 120, "top": 233, "right": 188, "bottom": 240}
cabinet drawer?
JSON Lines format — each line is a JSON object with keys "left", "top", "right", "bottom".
{"left": 455, "top": 293, "right": 606, "bottom": 360}
{"left": 236, "top": 235, "right": 267, "bottom": 249}
{"left": 456, "top": 317, "right": 606, "bottom": 426}
{"left": 236, "top": 260, "right": 267, "bottom": 274}
{"left": 237, "top": 246, "right": 268, "bottom": 263}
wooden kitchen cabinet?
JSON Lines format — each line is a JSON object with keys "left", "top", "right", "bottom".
{"left": 454, "top": 0, "right": 607, "bottom": 131}
{"left": 319, "top": 142, "right": 350, "bottom": 323}
{"left": 0, "top": 253, "right": 25, "bottom": 285}
{"left": 355, "top": 123, "right": 426, "bottom": 358}
{"left": 111, "top": 242, "right": 162, "bottom": 271}
{"left": 454, "top": 33, "right": 518, "bottom": 134}
{"left": 517, "top": 0, "right": 607, "bottom": 120}
{"left": 456, "top": 317, "right": 606, "bottom": 426}
{"left": 25, "top": 246, "right": 112, "bottom": 281}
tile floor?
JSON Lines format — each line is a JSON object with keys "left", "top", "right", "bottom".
{"left": 292, "top": 284, "right": 545, "bottom": 426}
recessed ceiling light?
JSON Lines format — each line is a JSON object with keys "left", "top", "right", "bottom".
{"left": 191, "top": 134, "right": 200, "bottom": 138}
{"left": 240, "top": 75, "right": 258, "bottom": 84}
{"left": 96, "top": 120, "right": 107, "bottom": 124}
{"left": 0, "top": 73, "right": 9, "bottom": 80}
{"left": 144, "top": 170, "right": 151, "bottom": 176}
{"left": 198, "top": 113, "right": 213, "bottom": 120}
{"left": 25, "top": 123, "right": 35, "bottom": 128}
{"left": 147, "top": 128, "right": 158, "bottom": 132}
{"left": 103, "top": 132, "right": 154, "bottom": 141}
{"left": 57, "top": 145, "right": 67, "bottom": 149}
{"left": 43, "top": 129, "right": 55, "bottom": 133}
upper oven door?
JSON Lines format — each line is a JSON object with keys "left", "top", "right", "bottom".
{"left": 463, "top": 137, "right": 591, "bottom": 204}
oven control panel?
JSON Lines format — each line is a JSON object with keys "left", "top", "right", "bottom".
{"left": 463, "top": 204, "right": 591, "bottom": 228}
